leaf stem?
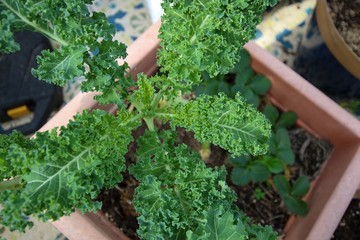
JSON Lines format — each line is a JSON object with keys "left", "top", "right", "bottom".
{"left": 119, "top": 113, "right": 144, "bottom": 126}
{"left": 144, "top": 117, "right": 155, "bottom": 131}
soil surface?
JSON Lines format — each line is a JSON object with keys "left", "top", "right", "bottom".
{"left": 331, "top": 199, "right": 360, "bottom": 240}
{"left": 98, "top": 124, "right": 333, "bottom": 238}
{"left": 327, "top": 0, "right": 360, "bottom": 57}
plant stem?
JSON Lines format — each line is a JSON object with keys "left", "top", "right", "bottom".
{"left": 144, "top": 117, "right": 155, "bottom": 131}
{"left": 0, "top": 177, "right": 22, "bottom": 192}
{"left": 151, "top": 92, "right": 163, "bottom": 109}
{"left": 200, "top": 142, "right": 211, "bottom": 160}
{"left": 119, "top": 113, "right": 144, "bottom": 127}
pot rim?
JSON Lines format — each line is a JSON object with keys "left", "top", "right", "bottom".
{"left": 316, "top": 0, "right": 360, "bottom": 80}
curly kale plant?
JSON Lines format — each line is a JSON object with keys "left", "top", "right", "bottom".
{"left": 0, "top": 0, "right": 278, "bottom": 239}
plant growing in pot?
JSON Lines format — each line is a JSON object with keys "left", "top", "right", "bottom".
{"left": 293, "top": 0, "right": 360, "bottom": 102}
{"left": 0, "top": 0, "right": 281, "bottom": 239}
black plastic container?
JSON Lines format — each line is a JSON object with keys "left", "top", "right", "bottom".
{"left": 0, "top": 31, "right": 63, "bottom": 135}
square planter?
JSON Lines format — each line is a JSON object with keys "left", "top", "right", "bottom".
{"left": 40, "top": 22, "right": 360, "bottom": 240}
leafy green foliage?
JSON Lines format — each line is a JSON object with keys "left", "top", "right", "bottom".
{"left": 130, "top": 130, "right": 277, "bottom": 239}
{"left": 0, "top": 9, "right": 20, "bottom": 53}
{"left": 0, "top": 110, "right": 140, "bottom": 231}
{"left": 172, "top": 93, "right": 272, "bottom": 157}
{"left": 230, "top": 50, "right": 271, "bottom": 107}
{"left": 268, "top": 128, "right": 295, "bottom": 165}
{"left": 228, "top": 104, "right": 311, "bottom": 216}
{"left": 0, "top": 0, "right": 130, "bottom": 106}
{"left": 0, "top": 131, "right": 34, "bottom": 179}
{"left": 195, "top": 49, "right": 271, "bottom": 107}
{"left": 230, "top": 156, "right": 271, "bottom": 185}
{"left": 263, "top": 105, "right": 297, "bottom": 130}
{"left": 274, "top": 175, "right": 310, "bottom": 216}
{"left": 0, "top": 0, "right": 280, "bottom": 238}
{"left": 187, "top": 205, "right": 248, "bottom": 240}
{"left": 158, "top": 0, "right": 276, "bottom": 91}
{"left": 254, "top": 188, "right": 266, "bottom": 201}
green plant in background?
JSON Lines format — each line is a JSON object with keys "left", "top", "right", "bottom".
{"left": 199, "top": 48, "right": 310, "bottom": 216}
{"left": 195, "top": 49, "right": 271, "bottom": 107}
{"left": 0, "top": 0, "right": 279, "bottom": 239}
{"left": 274, "top": 175, "right": 310, "bottom": 216}
{"left": 339, "top": 99, "right": 360, "bottom": 116}
{"left": 254, "top": 188, "right": 266, "bottom": 201}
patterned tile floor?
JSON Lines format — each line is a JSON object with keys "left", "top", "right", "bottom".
{"left": 1, "top": 0, "right": 318, "bottom": 239}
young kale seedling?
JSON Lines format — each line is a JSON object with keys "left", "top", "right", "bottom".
{"left": 0, "top": 0, "right": 279, "bottom": 239}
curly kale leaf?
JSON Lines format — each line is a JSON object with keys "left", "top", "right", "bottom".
{"left": 0, "top": 110, "right": 140, "bottom": 232}
{"left": 158, "top": 0, "right": 276, "bottom": 90}
{"left": 171, "top": 93, "right": 271, "bottom": 157}
{"left": 186, "top": 205, "right": 247, "bottom": 240}
{"left": 0, "top": 131, "right": 35, "bottom": 179}
{"left": 129, "top": 134, "right": 240, "bottom": 239}
{"left": 0, "top": 10, "right": 20, "bottom": 53}
{"left": 130, "top": 130, "right": 277, "bottom": 239}
{"left": 31, "top": 45, "right": 86, "bottom": 85}
{"left": 0, "top": 0, "right": 130, "bottom": 106}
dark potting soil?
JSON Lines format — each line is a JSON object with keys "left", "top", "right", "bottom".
{"left": 327, "top": 0, "right": 360, "bottom": 58}
{"left": 332, "top": 199, "right": 360, "bottom": 240}
{"left": 98, "top": 124, "right": 333, "bottom": 238}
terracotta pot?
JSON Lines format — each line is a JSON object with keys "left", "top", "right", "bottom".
{"left": 41, "top": 21, "right": 360, "bottom": 240}
{"left": 316, "top": 0, "right": 360, "bottom": 80}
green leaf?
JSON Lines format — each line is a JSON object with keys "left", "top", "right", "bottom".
{"left": 129, "top": 74, "right": 156, "bottom": 112}
{"left": 172, "top": 93, "right": 271, "bottom": 157}
{"left": 231, "top": 48, "right": 251, "bottom": 74}
{"left": 277, "top": 148, "right": 295, "bottom": 165}
{"left": 32, "top": 46, "right": 86, "bottom": 86}
{"left": 273, "top": 175, "right": 291, "bottom": 197}
{"left": 0, "top": 10, "right": 20, "bottom": 53}
{"left": 291, "top": 176, "right": 310, "bottom": 198}
{"left": 277, "top": 111, "right": 297, "bottom": 129}
{"left": 242, "top": 88, "right": 260, "bottom": 107}
{"left": 231, "top": 163, "right": 270, "bottom": 185}
{"left": 132, "top": 136, "right": 242, "bottom": 239}
{"left": 229, "top": 156, "right": 250, "bottom": 167}
{"left": 251, "top": 163, "right": 271, "bottom": 183}
{"left": 187, "top": 205, "right": 247, "bottom": 240}
{"left": 0, "top": 131, "right": 35, "bottom": 179}
{"left": 283, "top": 195, "right": 309, "bottom": 216}
{"left": 246, "top": 225, "right": 278, "bottom": 240}
{"left": 158, "top": 0, "right": 274, "bottom": 89}
{"left": 262, "top": 156, "right": 284, "bottom": 174}
{"left": 262, "top": 105, "right": 279, "bottom": 125}
{"left": 234, "top": 68, "right": 255, "bottom": 86}
{"left": 135, "top": 131, "right": 162, "bottom": 159}
{"left": 249, "top": 75, "right": 271, "bottom": 95}
{"left": 231, "top": 167, "right": 252, "bottom": 185}
{"left": 0, "top": 110, "right": 140, "bottom": 231}
{"left": 273, "top": 129, "right": 294, "bottom": 164}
